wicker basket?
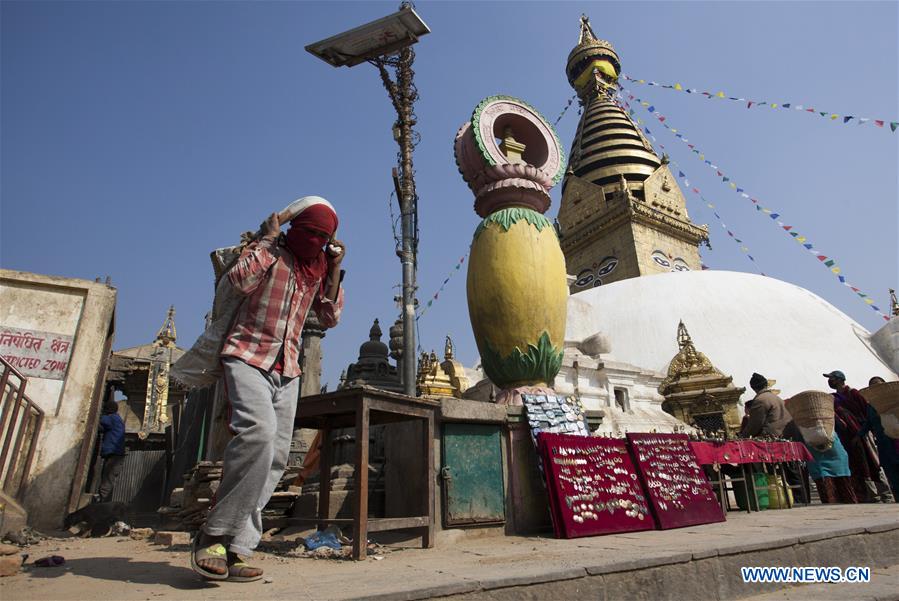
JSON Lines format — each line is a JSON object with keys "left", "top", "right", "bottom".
{"left": 860, "top": 382, "right": 899, "bottom": 415}
{"left": 787, "top": 391, "right": 835, "bottom": 450}
{"left": 861, "top": 382, "right": 899, "bottom": 438}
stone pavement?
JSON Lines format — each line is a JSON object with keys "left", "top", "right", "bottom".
{"left": 1, "top": 504, "right": 897, "bottom": 601}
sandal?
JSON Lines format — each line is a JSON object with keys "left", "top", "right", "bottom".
{"left": 190, "top": 534, "right": 228, "bottom": 581}
{"left": 227, "top": 552, "right": 263, "bottom": 582}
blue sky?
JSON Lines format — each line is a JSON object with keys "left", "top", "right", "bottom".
{"left": 2, "top": 1, "right": 897, "bottom": 390}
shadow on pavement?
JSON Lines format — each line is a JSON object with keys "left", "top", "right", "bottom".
{"left": 27, "top": 556, "right": 217, "bottom": 590}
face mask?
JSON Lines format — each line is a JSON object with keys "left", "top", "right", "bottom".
{"left": 286, "top": 226, "right": 327, "bottom": 259}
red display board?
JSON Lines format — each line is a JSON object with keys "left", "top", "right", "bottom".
{"left": 626, "top": 433, "right": 725, "bottom": 530}
{"left": 689, "top": 440, "right": 813, "bottom": 466}
{"left": 537, "top": 432, "right": 654, "bottom": 538}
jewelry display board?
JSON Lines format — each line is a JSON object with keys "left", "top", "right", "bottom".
{"left": 537, "top": 432, "right": 654, "bottom": 538}
{"left": 522, "top": 393, "right": 589, "bottom": 437}
{"left": 626, "top": 433, "right": 725, "bottom": 530}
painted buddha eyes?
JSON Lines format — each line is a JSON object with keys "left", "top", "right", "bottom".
{"left": 575, "top": 270, "right": 595, "bottom": 288}
{"left": 596, "top": 257, "right": 618, "bottom": 277}
{"left": 574, "top": 256, "right": 618, "bottom": 288}
{"left": 652, "top": 250, "right": 691, "bottom": 272}
{"left": 652, "top": 251, "right": 671, "bottom": 268}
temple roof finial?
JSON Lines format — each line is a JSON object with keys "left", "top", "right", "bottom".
{"left": 369, "top": 318, "right": 382, "bottom": 341}
{"left": 578, "top": 14, "right": 597, "bottom": 45}
{"left": 890, "top": 288, "right": 898, "bottom": 317}
{"left": 677, "top": 319, "right": 691, "bottom": 349}
{"left": 155, "top": 305, "right": 177, "bottom": 347}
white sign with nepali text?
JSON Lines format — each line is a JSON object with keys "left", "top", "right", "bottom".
{"left": 0, "top": 326, "right": 74, "bottom": 380}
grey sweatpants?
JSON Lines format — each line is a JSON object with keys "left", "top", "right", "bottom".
{"left": 203, "top": 357, "right": 299, "bottom": 556}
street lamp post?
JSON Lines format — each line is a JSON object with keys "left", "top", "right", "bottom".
{"left": 306, "top": 4, "right": 430, "bottom": 397}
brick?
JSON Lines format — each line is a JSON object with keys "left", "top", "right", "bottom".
{"left": 154, "top": 531, "right": 191, "bottom": 546}
{"left": 0, "top": 555, "right": 21, "bottom": 577}
{"left": 129, "top": 527, "right": 154, "bottom": 540}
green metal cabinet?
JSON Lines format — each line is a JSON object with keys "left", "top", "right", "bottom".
{"left": 441, "top": 423, "right": 505, "bottom": 526}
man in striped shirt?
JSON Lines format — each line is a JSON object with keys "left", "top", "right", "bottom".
{"left": 191, "top": 197, "right": 344, "bottom": 582}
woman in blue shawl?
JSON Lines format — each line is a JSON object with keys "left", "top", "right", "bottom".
{"left": 805, "top": 435, "right": 858, "bottom": 504}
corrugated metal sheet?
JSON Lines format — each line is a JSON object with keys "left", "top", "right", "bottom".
{"left": 111, "top": 449, "right": 167, "bottom": 513}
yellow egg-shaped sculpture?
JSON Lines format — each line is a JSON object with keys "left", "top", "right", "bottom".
{"left": 467, "top": 207, "right": 568, "bottom": 388}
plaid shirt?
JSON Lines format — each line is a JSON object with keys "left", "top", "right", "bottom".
{"left": 220, "top": 236, "right": 343, "bottom": 378}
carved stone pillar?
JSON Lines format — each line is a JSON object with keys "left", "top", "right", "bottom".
{"left": 293, "top": 313, "right": 327, "bottom": 462}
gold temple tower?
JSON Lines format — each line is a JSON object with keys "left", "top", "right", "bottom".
{"left": 557, "top": 16, "right": 709, "bottom": 291}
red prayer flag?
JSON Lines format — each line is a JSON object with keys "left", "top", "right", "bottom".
{"left": 874, "top": 120, "right": 884, "bottom": 127}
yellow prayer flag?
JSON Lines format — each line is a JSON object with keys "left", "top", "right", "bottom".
{"left": 763, "top": 209, "right": 772, "bottom": 213}
{"left": 730, "top": 183, "right": 736, "bottom": 189}
{"left": 674, "top": 83, "right": 683, "bottom": 90}
{"left": 771, "top": 104, "right": 778, "bottom": 109}
{"left": 865, "top": 298, "right": 874, "bottom": 304}
{"left": 699, "top": 154, "right": 704, "bottom": 160}
{"left": 797, "top": 236, "right": 807, "bottom": 243}
{"left": 830, "top": 114, "right": 839, "bottom": 120}
{"left": 716, "top": 91, "right": 725, "bottom": 98}
{"left": 831, "top": 267, "right": 841, "bottom": 274}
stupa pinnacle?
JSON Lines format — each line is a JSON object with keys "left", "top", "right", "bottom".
{"left": 558, "top": 16, "right": 709, "bottom": 291}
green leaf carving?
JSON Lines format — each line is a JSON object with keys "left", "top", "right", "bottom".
{"left": 480, "top": 331, "right": 563, "bottom": 389}
{"left": 473, "top": 207, "right": 555, "bottom": 242}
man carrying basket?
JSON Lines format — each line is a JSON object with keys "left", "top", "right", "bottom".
{"left": 189, "top": 196, "right": 346, "bottom": 581}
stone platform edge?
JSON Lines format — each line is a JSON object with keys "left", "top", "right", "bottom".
{"left": 355, "top": 522, "right": 899, "bottom": 601}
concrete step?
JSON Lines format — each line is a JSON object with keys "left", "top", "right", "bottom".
{"left": 343, "top": 505, "right": 899, "bottom": 601}
{"left": 743, "top": 563, "right": 899, "bottom": 601}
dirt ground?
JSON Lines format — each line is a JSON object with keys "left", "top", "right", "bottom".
{"left": 2, "top": 504, "right": 898, "bottom": 601}
{"left": 0, "top": 529, "right": 408, "bottom": 601}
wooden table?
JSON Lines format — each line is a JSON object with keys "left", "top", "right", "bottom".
{"left": 292, "top": 386, "right": 437, "bottom": 560}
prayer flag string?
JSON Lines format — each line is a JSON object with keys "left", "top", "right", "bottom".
{"left": 620, "top": 86, "right": 890, "bottom": 322}
{"left": 621, "top": 75, "right": 898, "bottom": 133}
{"left": 416, "top": 253, "right": 468, "bottom": 321}
{"left": 621, "top": 73, "right": 899, "bottom": 131}
{"left": 617, "top": 96, "right": 765, "bottom": 276}
{"left": 554, "top": 94, "right": 578, "bottom": 127}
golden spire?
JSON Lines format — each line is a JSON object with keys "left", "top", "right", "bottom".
{"left": 660, "top": 320, "right": 723, "bottom": 391}
{"left": 577, "top": 14, "right": 597, "bottom": 44}
{"left": 154, "top": 305, "right": 177, "bottom": 348}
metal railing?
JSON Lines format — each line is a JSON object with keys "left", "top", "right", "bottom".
{"left": 0, "top": 356, "right": 44, "bottom": 502}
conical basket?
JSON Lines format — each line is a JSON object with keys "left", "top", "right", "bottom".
{"left": 860, "top": 382, "right": 899, "bottom": 438}
{"left": 860, "top": 382, "right": 899, "bottom": 416}
{"left": 787, "top": 391, "right": 835, "bottom": 449}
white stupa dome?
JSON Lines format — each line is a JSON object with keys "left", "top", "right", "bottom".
{"left": 566, "top": 270, "right": 896, "bottom": 398}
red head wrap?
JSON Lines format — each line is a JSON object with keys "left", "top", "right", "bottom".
{"left": 285, "top": 203, "right": 339, "bottom": 284}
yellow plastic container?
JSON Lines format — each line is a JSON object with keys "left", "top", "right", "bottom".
{"left": 766, "top": 474, "right": 794, "bottom": 509}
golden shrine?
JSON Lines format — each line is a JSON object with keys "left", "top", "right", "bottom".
{"left": 658, "top": 321, "right": 744, "bottom": 437}
{"left": 414, "top": 336, "right": 471, "bottom": 399}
